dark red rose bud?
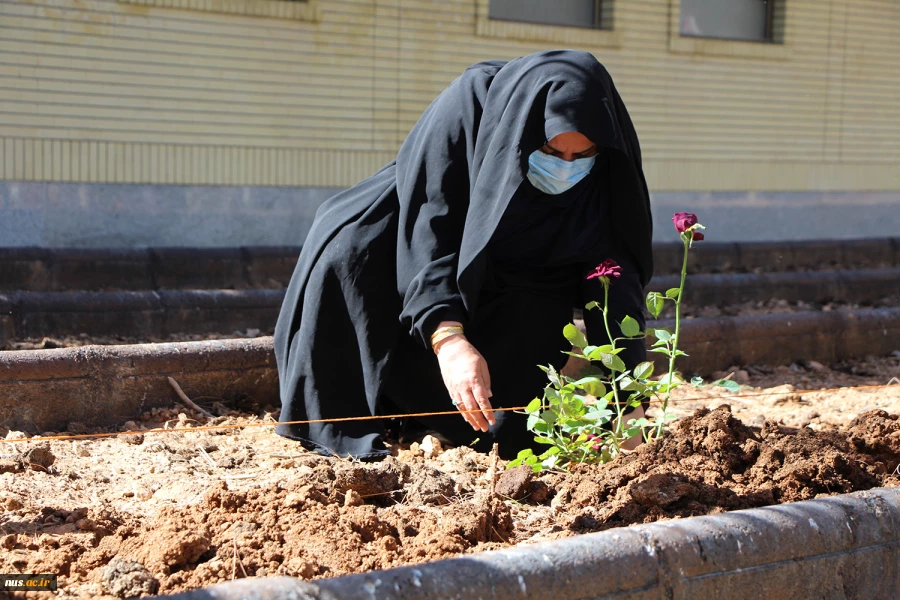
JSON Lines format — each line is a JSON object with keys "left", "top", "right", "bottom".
{"left": 671, "top": 212, "right": 699, "bottom": 233}
{"left": 586, "top": 259, "right": 622, "bottom": 281}
{"left": 672, "top": 212, "right": 704, "bottom": 241}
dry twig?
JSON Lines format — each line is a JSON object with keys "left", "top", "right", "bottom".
{"left": 167, "top": 377, "right": 214, "bottom": 418}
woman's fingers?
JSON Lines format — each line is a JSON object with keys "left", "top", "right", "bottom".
{"left": 455, "top": 392, "right": 480, "bottom": 430}
{"left": 480, "top": 359, "right": 492, "bottom": 395}
{"left": 459, "top": 386, "right": 490, "bottom": 432}
{"left": 471, "top": 380, "right": 495, "bottom": 427}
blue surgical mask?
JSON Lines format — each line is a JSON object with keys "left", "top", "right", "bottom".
{"left": 526, "top": 150, "right": 596, "bottom": 195}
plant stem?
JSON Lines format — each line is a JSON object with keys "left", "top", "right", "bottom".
{"left": 600, "top": 281, "right": 624, "bottom": 452}
{"left": 657, "top": 235, "right": 691, "bottom": 436}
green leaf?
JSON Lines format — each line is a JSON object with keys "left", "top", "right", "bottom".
{"left": 544, "top": 388, "right": 562, "bottom": 406}
{"left": 586, "top": 345, "right": 612, "bottom": 360}
{"left": 659, "top": 372, "right": 685, "bottom": 385}
{"left": 601, "top": 353, "right": 627, "bottom": 373}
{"left": 582, "top": 345, "right": 598, "bottom": 356}
{"left": 524, "top": 455, "right": 538, "bottom": 466}
{"left": 516, "top": 448, "right": 534, "bottom": 460}
{"left": 540, "top": 409, "right": 559, "bottom": 425}
{"left": 506, "top": 458, "right": 523, "bottom": 468}
{"left": 585, "top": 301, "right": 601, "bottom": 311}
{"left": 525, "top": 398, "right": 542, "bottom": 413}
{"left": 620, "top": 315, "right": 641, "bottom": 338}
{"left": 532, "top": 421, "right": 551, "bottom": 434}
{"left": 645, "top": 292, "right": 665, "bottom": 319}
{"left": 563, "top": 323, "right": 588, "bottom": 349}
{"left": 649, "top": 347, "right": 671, "bottom": 355}
{"left": 653, "top": 328, "right": 672, "bottom": 343}
{"left": 541, "top": 446, "right": 561, "bottom": 457}
{"left": 633, "top": 361, "right": 654, "bottom": 379}
{"left": 526, "top": 413, "right": 539, "bottom": 431}
{"left": 534, "top": 436, "right": 555, "bottom": 445}
{"left": 716, "top": 379, "right": 742, "bottom": 392}
{"left": 572, "top": 377, "right": 606, "bottom": 397}
{"left": 584, "top": 408, "right": 613, "bottom": 423}
{"left": 665, "top": 287, "right": 681, "bottom": 299}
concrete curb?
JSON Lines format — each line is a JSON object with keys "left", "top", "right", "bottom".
{"left": 0, "top": 289, "right": 284, "bottom": 342}
{"left": 0, "top": 337, "right": 277, "bottom": 433}
{"left": 0, "top": 246, "right": 301, "bottom": 292}
{"left": 666, "top": 307, "right": 900, "bottom": 374}
{"left": 650, "top": 268, "right": 900, "bottom": 306}
{"left": 2, "top": 308, "right": 898, "bottom": 433}
{"left": 155, "top": 487, "right": 900, "bottom": 600}
{"left": 1, "top": 239, "right": 897, "bottom": 291}
{"left": 654, "top": 237, "right": 900, "bottom": 276}
{"left": 2, "top": 269, "right": 898, "bottom": 343}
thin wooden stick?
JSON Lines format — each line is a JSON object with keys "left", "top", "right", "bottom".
{"left": 486, "top": 442, "right": 500, "bottom": 542}
{"left": 167, "top": 377, "right": 214, "bottom": 418}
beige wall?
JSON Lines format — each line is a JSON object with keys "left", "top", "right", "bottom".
{"left": 1, "top": 0, "right": 898, "bottom": 191}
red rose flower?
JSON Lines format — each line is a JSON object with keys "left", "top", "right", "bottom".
{"left": 586, "top": 259, "right": 622, "bottom": 281}
{"left": 672, "top": 212, "right": 704, "bottom": 241}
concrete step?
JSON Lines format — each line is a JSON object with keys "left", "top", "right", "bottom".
{"left": 1, "top": 238, "right": 896, "bottom": 292}
{"left": 3, "top": 265, "right": 898, "bottom": 344}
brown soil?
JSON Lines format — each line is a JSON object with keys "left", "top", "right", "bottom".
{"left": 1, "top": 357, "right": 898, "bottom": 599}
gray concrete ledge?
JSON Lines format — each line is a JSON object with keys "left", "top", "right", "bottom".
{"left": 155, "top": 487, "right": 900, "bottom": 600}
{"left": 0, "top": 289, "right": 284, "bottom": 342}
{"left": 1, "top": 239, "right": 897, "bottom": 292}
{"left": 0, "top": 337, "right": 277, "bottom": 433}
{"left": 650, "top": 268, "right": 900, "bottom": 306}
{"left": 668, "top": 307, "right": 900, "bottom": 374}
{"left": 2, "top": 271, "right": 898, "bottom": 343}
{"left": 0, "top": 246, "right": 300, "bottom": 292}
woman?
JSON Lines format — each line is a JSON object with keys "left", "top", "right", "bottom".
{"left": 274, "top": 50, "right": 653, "bottom": 460}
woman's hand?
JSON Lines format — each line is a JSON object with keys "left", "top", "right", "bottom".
{"left": 435, "top": 335, "right": 496, "bottom": 432}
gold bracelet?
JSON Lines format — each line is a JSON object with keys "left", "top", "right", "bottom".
{"left": 431, "top": 326, "right": 465, "bottom": 353}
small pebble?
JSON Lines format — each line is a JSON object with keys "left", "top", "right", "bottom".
{"left": 121, "top": 434, "right": 144, "bottom": 446}
{"left": 24, "top": 446, "right": 56, "bottom": 470}
{"left": 408, "top": 442, "right": 425, "bottom": 457}
{"left": 420, "top": 435, "right": 443, "bottom": 459}
{"left": 344, "top": 489, "right": 363, "bottom": 507}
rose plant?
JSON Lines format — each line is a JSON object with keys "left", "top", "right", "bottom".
{"left": 509, "top": 213, "right": 739, "bottom": 472}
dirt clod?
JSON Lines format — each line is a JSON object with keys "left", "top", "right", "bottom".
{"left": 496, "top": 465, "right": 534, "bottom": 500}
{"left": 101, "top": 558, "right": 159, "bottom": 598}
{"left": 23, "top": 445, "right": 56, "bottom": 470}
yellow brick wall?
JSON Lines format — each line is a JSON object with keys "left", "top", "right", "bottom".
{"left": 1, "top": 0, "right": 898, "bottom": 191}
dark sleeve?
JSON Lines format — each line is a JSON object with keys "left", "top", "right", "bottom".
{"left": 394, "top": 68, "right": 493, "bottom": 347}
{"left": 581, "top": 254, "right": 647, "bottom": 371}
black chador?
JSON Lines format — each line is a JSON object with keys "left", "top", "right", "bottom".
{"left": 274, "top": 50, "right": 653, "bottom": 460}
